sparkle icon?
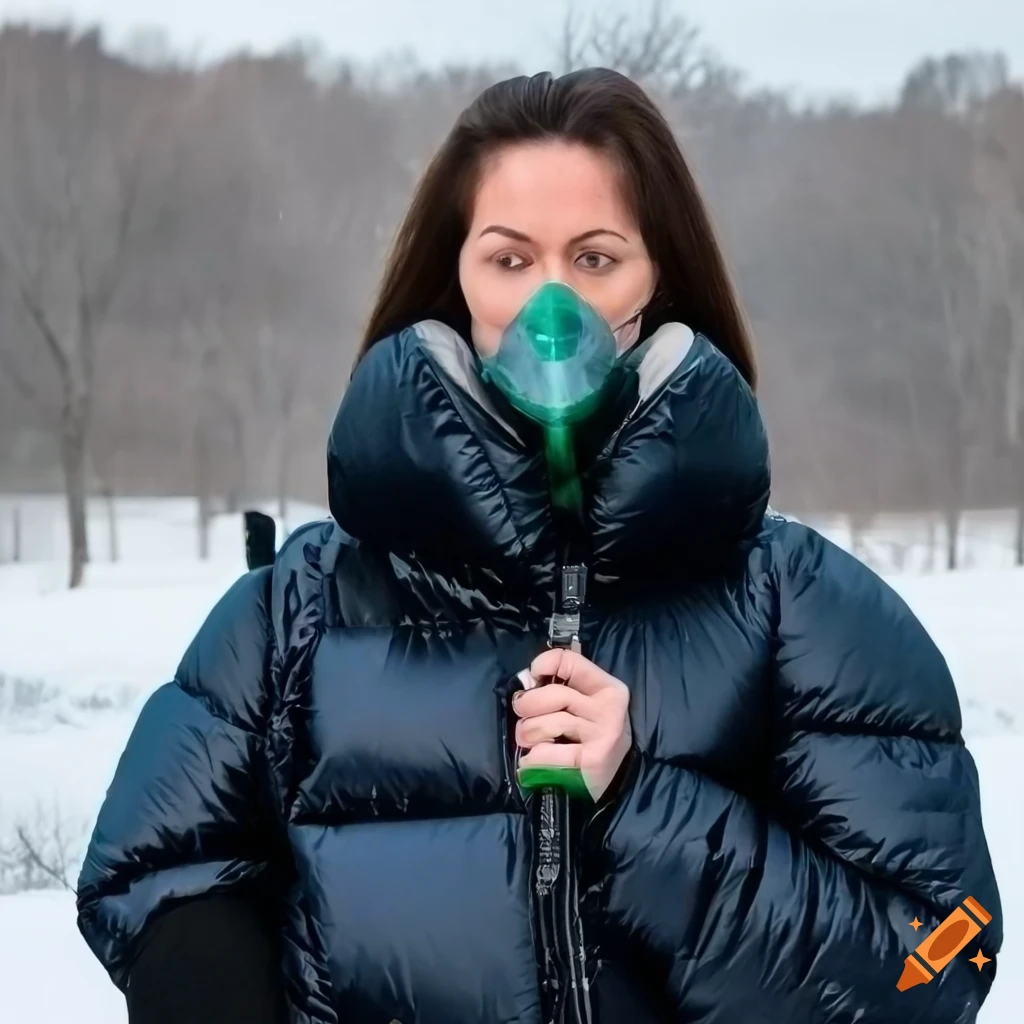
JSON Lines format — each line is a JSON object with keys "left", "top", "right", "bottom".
{"left": 909, "top": 918, "right": 923, "bottom": 931}
{"left": 969, "top": 950, "right": 991, "bottom": 971}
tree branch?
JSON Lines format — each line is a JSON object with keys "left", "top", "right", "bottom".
{"left": 0, "top": 346, "right": 50, "bottom": 413}
{"left": 91, "top": 143, "right": 143, "bottom": 325}
{"left": 559, "top": 0, "right": 707, "bottom": 91}
{"left": 12, "top": 823, "right": 76, "bottom": 894}
{"left": 17, "top": 279, "right": 71, "bottom": 379}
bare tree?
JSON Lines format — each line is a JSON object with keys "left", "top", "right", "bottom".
{"left": 885, "top": 56, "right": 1014, "bottom": 566}
{"left": 152, "top": 54, "right": 393, "bottom": 543}
{"left": 0, "top": 799, "right": 82, "bottom": 894}
{"left": 0, "top": 28, "right": 171, "bottom": 586}
{"left": 249, "top": 324, "right": 303, "bottom": 528}
{"left": 901, "top": 51, "right": 1010, "bottom": 115}
{"left": 929, "top": 215, "right": 986, "bottom": 568}
{"left": 553, "top": 2, "right": 752, "bottom": 161}
{"left": 890, "top": 158, "right": 990, "bottom": 570}
{"left": 178, "top": 313, "right": 226, "bottom": 559}
{"left": 969, "top": 93, "right": 1024, "bottom": 562}
{"left": 556, "top": 0, "right": 708, "bottom": 90}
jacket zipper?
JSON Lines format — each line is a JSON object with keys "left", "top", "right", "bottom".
{"left": 533, "top": 563, "right": 593, "bottom": 1024}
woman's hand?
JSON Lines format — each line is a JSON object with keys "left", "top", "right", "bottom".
{"left": 512, "top": 648, "right": 633, "bottom": 801}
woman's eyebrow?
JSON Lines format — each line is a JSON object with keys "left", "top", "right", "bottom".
{"left": 478, "top": 225, "right": 629, "bottom": 244}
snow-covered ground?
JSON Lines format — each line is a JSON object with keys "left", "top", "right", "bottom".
{"left": 0, "top": 499, "right": 1020, "bottom": 1021}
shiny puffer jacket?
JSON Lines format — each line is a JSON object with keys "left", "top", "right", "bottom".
{"left": 77, "top": 320, "right": 1002, "bottom": 1024}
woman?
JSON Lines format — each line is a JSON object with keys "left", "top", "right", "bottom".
{"left": 77, "top": 68, "right": 1002, "bottom": 1024}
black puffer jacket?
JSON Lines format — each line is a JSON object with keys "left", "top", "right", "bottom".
{"left": 78, "top": 320, "right": 1002, "bottom": 1023}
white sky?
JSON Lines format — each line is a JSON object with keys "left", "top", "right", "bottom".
{"left": 1, "top": 0, "right": 1022, "bottom": 104}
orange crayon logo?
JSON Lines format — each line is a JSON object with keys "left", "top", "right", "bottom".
{"left": 897, "top": 896, "right": 992, "bottom": 992}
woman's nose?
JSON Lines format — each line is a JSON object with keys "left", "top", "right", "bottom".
{"left": 539, "top": 272, "right": 567, "bottom": 287}
{"left": 536, "top": 259, "right": 573, "bottom": 285}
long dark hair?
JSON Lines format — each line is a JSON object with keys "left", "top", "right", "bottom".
{"left": 358, "top": 68, "right": 757, "bottom": 388}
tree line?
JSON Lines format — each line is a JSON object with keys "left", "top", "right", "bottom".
{"left": 1, "top": 2, "right": 1023, "bottom": 585}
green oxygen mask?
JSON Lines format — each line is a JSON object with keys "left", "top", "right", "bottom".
{"left": 479, "top": 280, "right": 638, "bottom": 521}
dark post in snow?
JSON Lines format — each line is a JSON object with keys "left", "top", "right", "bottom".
{"left": 244, "top": 510, "right": 276, "bottom": 570}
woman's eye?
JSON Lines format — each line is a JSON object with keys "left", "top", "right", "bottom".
{"left": 577, "top": 251, "right": 615, "bottom": 270}
{"left": 495, "top": 253, "right": 527, "bottom": 270}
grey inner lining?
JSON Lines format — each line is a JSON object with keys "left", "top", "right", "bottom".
{"left": 416, "top": 319, "right": 524, "bottom": 443}
{"left": 634, "top": 322, "right": 695, "bottom": 402}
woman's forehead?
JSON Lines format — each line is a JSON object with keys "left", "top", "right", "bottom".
{"left": 470, "top": 141, "right": 636, "bottom": 236}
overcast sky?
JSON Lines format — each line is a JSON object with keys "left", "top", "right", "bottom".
{"left": 1, "top": 0, "right": 1022, "bottom": 103}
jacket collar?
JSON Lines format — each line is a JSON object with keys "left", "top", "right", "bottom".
{"left": 327, "top": 320, "right": 770, "bottom": 585}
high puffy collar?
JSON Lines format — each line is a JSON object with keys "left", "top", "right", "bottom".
{"left": 327, "top": 320, "right": 770, "bottom": 585}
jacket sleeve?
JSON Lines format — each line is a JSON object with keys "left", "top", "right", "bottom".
{"left": 76, "top": 566, "right": 280, "bottom": 990}
{"left": 596, "top": 525, "right": 1002, "bottom": 1024}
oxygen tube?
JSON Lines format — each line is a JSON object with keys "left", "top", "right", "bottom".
{"left": 480, "top": 280, "right": 632, "bottom": 799}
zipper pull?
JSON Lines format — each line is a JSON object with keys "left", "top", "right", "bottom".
{"left": 549, "top": 564, "right": 587, "bottom": 652}
{"left": 560, "top": 564, "right": 587, "bottom": 608}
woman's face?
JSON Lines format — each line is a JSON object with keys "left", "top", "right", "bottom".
{"left": 458, "top": 141, "right": 657, "bottom": 357}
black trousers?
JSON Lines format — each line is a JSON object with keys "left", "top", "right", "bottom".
{"left": 126, "top": 895, "right": 289, "bottom": 1024}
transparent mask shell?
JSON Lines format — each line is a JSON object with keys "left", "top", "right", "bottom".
{"left": 480, "top": 281, "right": 618, "bottom": 428}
